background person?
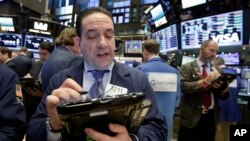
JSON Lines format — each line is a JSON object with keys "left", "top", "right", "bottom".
{"left": 0, "top": 64, "right": 26, "bottom": 141}
{"left": 40, "top": 27, "right": 83, "bottom": 93}
{"left": 26, "top": 7, "right": 167, "bottom": 141}
{"left": 136, "top": 39, "right": 181, "bottom": 141}
{"left": 22, "top": 41, "right": 55, "bottom": 122}
{"left": 0, "top": 47, "right": 12, "bottom": 64}
{"left": 211, "top": 57, "right": 242, "bottom": 141}
{"left": 178, "top": 40, "right": 229, "bottom": 141}
{"left": 6, "top": 47, "right": 32, "bottom": 77}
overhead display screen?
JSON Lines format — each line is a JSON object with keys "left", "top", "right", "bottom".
{"left": 145, "top": 0, "right": 172, "bottom": 32}
{"left": 25, "top": 35, "right": 53, "bottom": 51}
{"left": 0, "top": 33, "right": 22, "bottom": 49}
{"left": 181, "top": 10, "right": 242, "bottom": 49}
{"left": 124, "top": 40, "right": 142, "bottom": 54}
{"left": 217, "top": 52, "right": 240, "bottom": 65}
{"left": 151, "top": 24, "right": 178, "bottom": 52}
{"left": 0, "top": 17, "right": 15, "bottom": 32}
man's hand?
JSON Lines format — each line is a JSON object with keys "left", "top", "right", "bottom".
{"left": 25, "top": 87, "right": 43, "bottom": 97}
{"left": 85, "top": 123, "right": 132, "bottom": 141}
{"left": 46, "top": 78, "right": 83, "bottom": 131}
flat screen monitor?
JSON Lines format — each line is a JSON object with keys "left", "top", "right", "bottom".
{"left": 124, "top": 40, "right": 142, "bottom": 54}
{"left": 146, "top": 1, "right": 171, "bottom": 32}
{"left": 216, "top": 53, "right": 240, "bottom": 65}
{"left": 181, "top": 10, "right": 243, "bottom": 49}
{"left": 151, "top": 24, "right": 178, "bottom": 53}
{"left": 25, "top": 35, "right": 53, "bottom": 51}
{"left": 181, "top": 55, "right": 196, "bottom": 65}
{"left": 0, "top": 17, "right": 15, "bottom": 32}
{"left": 241, "top": 69, "right": 250, "bottom": 79}
{"left": 0, "top": 33, "right": 22, "bottom": 49}
{"left": 181, "top": 0, "right": 206, "bottom": 9}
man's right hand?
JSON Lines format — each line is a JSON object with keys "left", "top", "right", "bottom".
{"left": 46, "top": 78, "right": 83, "bottom": 130}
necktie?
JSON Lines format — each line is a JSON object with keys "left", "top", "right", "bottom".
{"left": 88, "top": 70, "right": 109, "bottom": 99}
{"left": 202, "top": 63, "right": 211, "bottom": 108}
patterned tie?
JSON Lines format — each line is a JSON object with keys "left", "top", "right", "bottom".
{"left": 88, "top": 70, "right": 109, "bottom": 99}
{"left": 202, "top": 63, "right": 211, "bottom": 108}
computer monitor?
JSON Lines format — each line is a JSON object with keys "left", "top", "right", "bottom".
{"left": 0, "top": 33, "right": 22, "bottom": 50}
{"left": 25, "top": 35, "right": 54, "bottom": 51}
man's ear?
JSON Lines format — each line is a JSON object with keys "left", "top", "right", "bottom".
{"left": 73, "top": 37, "right": 81, "bottom": 49}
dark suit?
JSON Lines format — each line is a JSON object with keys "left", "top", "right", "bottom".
{"left": 6, "top": 54, "right": 32, "bottom": 77}
{"left": 26, "top": 61, "right": 167, "bottom": 141}
{"left": 41, "top": 46, "right": 83, "bottom": 93}
{"left": 0, "top": 64, "right": 26, "bottom": 141}
{"left": 178, "top": 60, "right": 228, "bottom": 141}
{"left": 29, "top": 61, "right": 43, "bottom": 79}
{"left": 23, "top": 61, "right": 43, "bottom": 122}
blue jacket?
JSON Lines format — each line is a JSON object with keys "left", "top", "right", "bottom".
{"left": 0, "top": 64, "right": 26, "bottom": 141}
{"left": 137, "top": 57, "right": 181, "bottom": 141}
{"left": 26, "top": 61, "right": 167, "bottom": 141}
{"left": 219, "top": 74, "right": 242, "bottom": 122}
{"left": 41, "top": 46, "right": 83, "bottom": 92}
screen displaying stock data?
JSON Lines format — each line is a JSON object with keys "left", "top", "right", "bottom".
{"left": 181, "top": 10, "right": 242, "bottom": 49}
{"left": 151, "top": 24, "right": 178, "bottom": 52}
{"left": 0, "top": 33, "right": 22, "bottom": 49}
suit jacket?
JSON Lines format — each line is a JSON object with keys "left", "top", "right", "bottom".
{"left": 137, "top": 57, "right": 181, "bottom": 141}
{"left": 26, "top": 61, "right": 167, "bottom": 141}
{"left": 179, "top": 60, "right": 227, "bottom": 128}
{"left": 29, "top": 61, "right": 43, "bottom": 79}
{"left": 0, "top": 64, "right": 26, "bottom": 141}
{"left": 41, "top": 46, "right": 83, "bottom": 92}
{"left": 6, "top": 54, "right": 32, "bottom": 77}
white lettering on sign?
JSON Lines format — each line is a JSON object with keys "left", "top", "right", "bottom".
{"left": 2, "top": 40, "right": 16, "bottom": 45}
{"left": 210, "top": 32, "right": 240, "bottom": 43}
{"left": 1, "top": 26, "right": 15, "bottom": 32}
{"left": 155, "top": 17, "right": 167, "bottom": 28}
{"left": 34, "top": 21, "right": 48, "bottom": 31}
{"left": 148, "top": 72, "right": 177, "bottom": 92}
{"left": 183, "top": 23, "right": 206, "bottom": 34}
{"left": 234, "top": 129, "right": 247, "bottom": 136}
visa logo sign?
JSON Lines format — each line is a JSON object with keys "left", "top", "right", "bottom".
{"left": 210, "top": 32, "right": 240, "bottom": 43}
{"left": 34, "top": 22, "right": 48, "bottom": 31}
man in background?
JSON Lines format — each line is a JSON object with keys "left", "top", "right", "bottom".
{"left": 212, "top": 57, "right": 242, "bottom": 141}
{"left": 178, "top": 40, "right": 228, "bottom": 141}
{"left": 6, "top": 47, "right": 32, "bottom": 77}
{"left": 0, "top": 47, "right": 12, "bottom": 64}
{"left": 137, "top": 39, "right": 181, "bottom": 141}
{"left": 40, "top": 27, "right": 83, "bottom": 93}
{"left": 22, "top": 41, "right": 54, "bottom": 122}
{"left": 0, "top": 64, "right": 26, "bottom": 141}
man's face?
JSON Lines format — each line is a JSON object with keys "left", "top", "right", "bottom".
{"left": 39, "top": 48, "right": 50, "bottom": 63}
{"left": 202, "top": 41, "right": 219, "bottom": 61}
{"left": 78, "top": 13, "right": 116, "bottom": 70}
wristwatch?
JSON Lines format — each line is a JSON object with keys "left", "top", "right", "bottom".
{"left": 46, "top": 117, "right": 63, "bottom": 133}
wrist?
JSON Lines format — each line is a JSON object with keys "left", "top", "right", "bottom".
{"left": 46, "top": 117, "right": 63, "bottom": 133}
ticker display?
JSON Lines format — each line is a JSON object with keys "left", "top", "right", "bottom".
{"left": 181, "top": 10, "right": 242, "bottom": 49}
{"left": 151, "top": 24, "right": 178, "bottom": 52}
{"left": 0, "top": 33, "right": 22, "bottom": 49}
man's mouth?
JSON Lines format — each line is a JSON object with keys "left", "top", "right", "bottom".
{"left": 97, "top": 53, "right": 109, "bottom": 57}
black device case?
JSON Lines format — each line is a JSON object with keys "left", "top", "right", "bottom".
{"left": 57, "top": 92, "right": 152, "bottom": 140}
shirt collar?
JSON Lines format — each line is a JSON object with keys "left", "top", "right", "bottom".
{"left": 196, "top": 58, "right": 211, "bottom": 69}
{"left": 84, "top": 61, "right": 114, "bottom": 73}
